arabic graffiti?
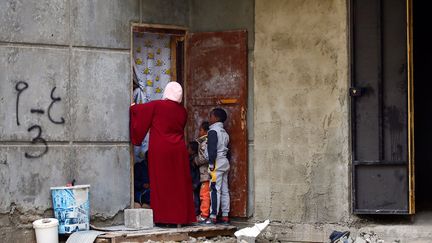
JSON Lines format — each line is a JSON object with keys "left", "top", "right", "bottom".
{"left": 14, "top": 81, "right": 65, "bottom": 159}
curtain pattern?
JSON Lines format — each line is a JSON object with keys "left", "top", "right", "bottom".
{"left": 132, "top": 32, "right": 172, "bottom": 158}
{"left": 133, "top": 32, "right": 172, "bottom": 104}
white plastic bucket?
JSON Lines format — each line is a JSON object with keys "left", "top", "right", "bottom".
{"left": 50, "top": 185, "right": 90, "bottom": 234}
{"left": 33, "top": 218, "right": 59, "bottom": 243}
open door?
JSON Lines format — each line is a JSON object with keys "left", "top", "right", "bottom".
{"left": 185, "top": 30, "right": 248, "bottom": 217}
{"left": 350, "top": 0, "right": 414, "bottom": 214}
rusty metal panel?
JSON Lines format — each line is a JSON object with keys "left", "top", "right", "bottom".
{"left": 351, "top": 0, "right": 410, "bottom": 214}
{"left": 186, "top": 31, "right": 248, "bottom": 217}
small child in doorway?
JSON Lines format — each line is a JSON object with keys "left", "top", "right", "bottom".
{"left": 134, "top": 151, "right": 150, "bottom": 209}
{"left": 188, "top": 141, "right": 201, "bottom": 216}
{"left": 195, "top": 121, "right": 211, "bottom": 223}
{"left": 207, "top": 108, "right": 230, "bottom": 224}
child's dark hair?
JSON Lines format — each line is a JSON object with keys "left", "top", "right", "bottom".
{"left": 200, "top": 121, "right": 210, "bottom": 131}
{"left": 189, "top": 141, "right": 199, "bottom": 154}
{"left": 211, "top": 108, "right": 227, "bottom": 123}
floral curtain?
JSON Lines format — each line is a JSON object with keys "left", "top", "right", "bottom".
{"left": 133, "top": 32, "right": 172, "bottom": 104}
{"left": 132, "top": 32, "right": 172, "bottom": 159}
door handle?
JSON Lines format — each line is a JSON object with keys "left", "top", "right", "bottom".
{"left": 349, "top": 87, "right": 363, "bottom": 97}
{"left": 218, "top": 98, "right": 238, "bottom": 105}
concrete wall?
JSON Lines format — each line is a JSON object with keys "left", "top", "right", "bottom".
{"left": 0, "top": 0, "right": 188, "bottom": 242}
{"left": 0, "top": 0, "right": 355, "bottom": 242}
{"left": 141, "top": 0, "right": 189, "bottom": 27}
{"left": 253, "top": 0, "right": 351, "bottom": 241}
{"left": 189, "top": 0, "right": 256, "bottom": 216}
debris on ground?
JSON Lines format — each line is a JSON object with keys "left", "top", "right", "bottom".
{"left": 329, "top": 230, "right": 401, "bottom": 243}
{"left": 234, "top": 220, "right": 270, "bottom": 243}
{"left": 354, "top": 230, "right": 401, "bottom": 243}
{"left": 329, "top": 230, "right": 350, "bottom": 243}
{"left": 142, "top": 236, "right": 237, "bottom": 243}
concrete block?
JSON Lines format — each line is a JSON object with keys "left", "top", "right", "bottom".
{"left": 124, "top": 208, "right": 153, "bottom": 229}
{"left": 71, "top": 145, "right": 130, "bottom": 217}
{"left": 71, "top": 0, "right": 139, "bottom": 49}
{"left": 70, "top": 49, "right": 130, "bottom": 142}
{"left": 0, "top": 0, "right": 69, "bottom": 45}
{"left": 0, "top": 47, "right": 70, "bottom": 141}
{"left": 141, "top": 0, "right": 189, "bottom": 27}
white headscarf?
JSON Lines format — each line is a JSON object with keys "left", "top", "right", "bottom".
{"left": 162, "top": 81, "right": 183, "bottom": 103}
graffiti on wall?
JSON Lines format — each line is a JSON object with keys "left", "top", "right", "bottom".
{"left": 15, "top": 81, "right": 65, "bottom": 159}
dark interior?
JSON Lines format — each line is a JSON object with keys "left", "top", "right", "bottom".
{"left": 413, "top": 0, "right": 432, "bottom": 211}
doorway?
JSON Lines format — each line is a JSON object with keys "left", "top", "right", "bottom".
{"left": 350, "top": 0, "right": 411, "bottom": 214}
{"left": 130, "top": 24, "right": 249, "bottom": 217}
{"left": 413, "top": 0, "right": 432, "bottom": 212}
{"left": 130, "top": 24, "right": 187, "bottom": 210}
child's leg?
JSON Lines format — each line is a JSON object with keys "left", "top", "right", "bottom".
{"left": 142, "top": 189, "right": 150, "bottom": 205}
{"left": 200, "top": 181, "right": 210, "bottom": 217}
{"left": 220, "top": 170, "right": 230, "bottom": 217}
{"left": 194, "top": 188, "right": 201, "bottom": 216}
{"left": 210, "top": 169, "right": 223, "bottom": 219}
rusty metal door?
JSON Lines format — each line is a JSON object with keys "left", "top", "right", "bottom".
{"left": 350, "top": 0, "right": 414, "bottom": 214}
{"left": 185, "top": 30, "right": 248, "bottom": 217}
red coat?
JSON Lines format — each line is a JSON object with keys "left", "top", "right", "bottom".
{"left": 130, "top": 100, "right": 196, "bottom": 224}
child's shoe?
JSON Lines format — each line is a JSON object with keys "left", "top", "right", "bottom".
{"left": 197, "top": 215, "right": 208, "bottom": 224}
{"left": 201, "top": 217, "right": 216, "bottom": 225}
{"left": 220, "top": 216, "right": 230, "bottom": 225}
{"left": 204, "top": 216, "right": 217, "bottom": 225}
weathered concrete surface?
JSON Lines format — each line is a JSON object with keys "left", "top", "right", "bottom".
{"left": 0, "top": 145, "right": 129, "bottom": 216}
{"left": 259, "top": 222, "right": 353, "bottom": 243}
{"left": 0, "top": 145, "right": 129, "bottom": 242}
{"left": 72, "top": 0, "right": 139, "bottom": 49}
{"left": 0, "top": 0, "right": 150, "bottom": 241}
{"left": 253, "top": 0, "right": 350, "bottom": 225}
{"left": 141, "top": 0, "right": 189, "bottom": 27}
{"left": 71, "top": 145, "right": 130, "bottom": 217}
{"left": 252, "top": 222, "right": 432, "bottom": 242}
{"left": 0, "top": 227, "right": 36, "bottom": 243}
{"left": 0, "top": 0, "right": 69, "bottom": 45}
{"left": 189, "top": 0, "right": 254, "bottom": 50}
{"left": 357, "top": 225, "right": 432, "bottom": 242}
{"left": 70, "top": 49, "right": 130, "bottom": 141}
{"left": 0, "top": 145, "right": 73, "bottom": 213}
{"left": 0, "top": 46, "right": 69, "bottom": 141}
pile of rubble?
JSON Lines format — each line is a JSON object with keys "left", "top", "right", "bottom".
{"left": 332, "top": 230, "right": 401, "bottom": 243}
{"left": 353, "top": 231, "right": 400, "bottom": 243}
{"left": 143, "top": 236, "right": 237, "bottom": 243}
{"left": 189, "top": 236, "right": 237, "bottom": 243}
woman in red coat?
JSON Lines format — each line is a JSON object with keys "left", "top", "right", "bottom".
{"left": 130, "top": 82, "right": 196, "bottom": 225}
